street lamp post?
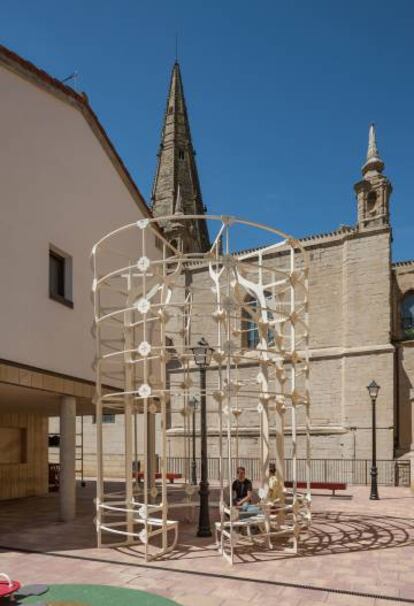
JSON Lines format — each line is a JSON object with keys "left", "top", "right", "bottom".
{"left": 188, "top": 396, "right": 199, "bottom": 485}
{"left": 191, "top": 337, "right": 214, "bottom": 537}
{"left": 367, "top": 380, "right": 380, "bottom": 500}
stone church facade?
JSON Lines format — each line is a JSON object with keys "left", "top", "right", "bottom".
{"left": 57, "top": 61, "right": 414, "bottom": 477}
{"left": 151, "top": 63, "right": 414, "bottom": 465}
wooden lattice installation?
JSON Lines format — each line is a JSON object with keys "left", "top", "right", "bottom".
{"left": 92, "top": 214, "right": 311, "bottom": 563}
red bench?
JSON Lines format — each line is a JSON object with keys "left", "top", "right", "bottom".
{"left": 284, "top": 481, "right": 346, "bottom": 496}
{"left": 134, "top": 472, "right": 183, "bottom": 484}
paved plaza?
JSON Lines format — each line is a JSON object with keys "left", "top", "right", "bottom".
{"left": 0, "top": 484, "right": 413, "bottom": 606}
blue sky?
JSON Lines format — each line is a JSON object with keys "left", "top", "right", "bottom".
{"left": 2, "top": 0, "right": 413, "bottom": 258}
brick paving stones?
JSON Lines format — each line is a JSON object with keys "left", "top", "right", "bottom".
{"left": 0, "top": 484, "right": 413, "bottom": 605}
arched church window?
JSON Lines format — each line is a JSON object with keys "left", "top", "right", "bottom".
{"left": 178, "top": 149, "right": 185, "bottom": 160}
{"left": 168, "top": 106, "right": 173, "bottom": 114}
{"left": 401, "top": 292, "right": 414, "bottom": 340}
{"left": 367, "top": 191, "right": 377, "bottom": 213}
{"left": 242, "top": 293, "right": 274, "bottom": 349}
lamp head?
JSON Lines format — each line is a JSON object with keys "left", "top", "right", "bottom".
{"left": 191, "top": 337, "right": 214, "bottom": 368}
{"left": 188, "top": 396, "right": 199, "bottom": 410}
{"left": 367, "top": 380, "right": 380, "bottom": 399}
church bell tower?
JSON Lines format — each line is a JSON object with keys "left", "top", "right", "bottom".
{"left": 151, "top": 62, "right": 210, "bottom": 253}
{"left": 354, "top": 124, "right": 392, "bottom": 230}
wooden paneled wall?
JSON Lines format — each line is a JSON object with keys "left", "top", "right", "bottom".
{"left": 0, "top": 413, "right": 48, "bottom": 500}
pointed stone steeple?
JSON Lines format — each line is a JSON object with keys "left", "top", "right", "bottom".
{"left": 151, "top": 62, "right": 210, "bottom": 253}
{"left": 362, "top": 124, "right": 384, "bottom": 176}
{"left": 354, "top": 124, "right": 392, "bottom": 230}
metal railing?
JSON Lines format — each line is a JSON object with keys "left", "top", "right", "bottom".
{"left": 165, "top": 457, "right": 411, "bottom": 487}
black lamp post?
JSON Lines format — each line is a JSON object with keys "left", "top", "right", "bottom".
{"left": 191, "top": 337, "right": 214, "bottom": 537}
{"left": 188, "top": 396, "right": 199, "bottom": 485}
{"left": 367, "top": 380, "right": 380, "bottom": 500}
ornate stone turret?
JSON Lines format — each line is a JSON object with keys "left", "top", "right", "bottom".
{"left": 151, "top": 62, "right": 210, "bottom": 253}
{"left": 354, "top": 124, "right": 392, "bottom": 230}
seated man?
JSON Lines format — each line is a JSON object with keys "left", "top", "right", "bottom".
{"left": 267, "top": 463, "right": 284, "bottom": 502}
{"left": 232, "top": 466, "right": 261, "bottom": 517}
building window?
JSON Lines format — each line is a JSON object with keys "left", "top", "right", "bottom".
{"left": 242, "top": 293, "right": 274, "bottom": 349}
{"left": 178, "top": 149, "right": 185, "bottom": 160}
{"left": 401, "top": 292, "right": 414, "bottom": 340}
{"left": 49, "top": 252, "right": 64, "bottom": 297}
{"left": 49, "top": 246, "right": 73, "bottom": 308}
{"left": 92, "top": 413, "right": 116, "bottom": 424}
{"left": 48, "top": 434, "right": 60, "bottom": 447}
{"left": 243, "top": 296, "right": 259, "bottom": 349}
{"left": 168, "top": 106, "right": 173, "bottom": 114}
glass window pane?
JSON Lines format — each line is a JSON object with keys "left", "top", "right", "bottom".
{"left": 401, "top": 293, "right": 414, "bottom": 339}
{"left": 243, "top": 293, "right": 274, "bottom": 349}
{"left": 49, "top": 252, "right": 65, "bottom": 297}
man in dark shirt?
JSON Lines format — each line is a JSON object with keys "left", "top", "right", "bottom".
{"left": 232, "top": 466, "right": 262, "bottom": 519}
{"left": 232, "top": 466, "right": 253, "bottom": 506}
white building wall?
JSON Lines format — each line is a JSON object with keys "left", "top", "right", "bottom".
{"left": 0, "top": 63, "right": 158, "bottom": 382}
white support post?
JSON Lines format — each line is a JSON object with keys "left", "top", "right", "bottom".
{"left": 124, "top": 268, "right": 134, "bottom": 540}
{"left": 60, "top": 395, "right": 76, "bottom": 522}
{"left": 290, "top": 245, "right": 298, "bottom": 553}
{"left": 258, "top": 250, "right": 270, "bottom": 488}
{"left": 160, "top": 242, "right": 168, "bottom": 551}
{"left": 92, "top": 248, "right": 104, "bottom": 548}
{"left": 147, "top": 412, "right": 157, "bottom": 501}
{"left": 274, "top": 402, "right": 285, "bottom": 486}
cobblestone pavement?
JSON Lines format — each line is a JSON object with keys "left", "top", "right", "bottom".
{"left": 1, "top": 484, "right": 413, "bottom": 606}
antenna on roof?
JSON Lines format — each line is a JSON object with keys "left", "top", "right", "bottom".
{"left": 61, "top": 70, "right": 79, "bottom": 92}
{"left": 175, "top": 33, "right": 178, "bottom": 63}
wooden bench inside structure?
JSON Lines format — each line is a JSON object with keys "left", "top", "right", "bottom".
{"left": 284, "top": 481, "right": 347, "bottom": 496}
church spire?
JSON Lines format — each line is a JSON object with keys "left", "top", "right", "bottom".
{"left": 354, "top": 124, "right": 392, "bottom": 230}
{"left": 151, "top": 62, "right": 210, "bottom": 253}
{"left": 362, "top": 123, "right": 384, "bottom": 176}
